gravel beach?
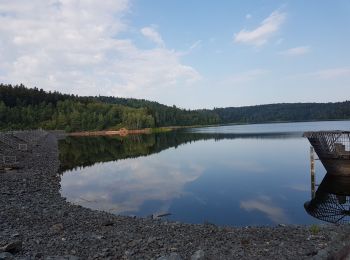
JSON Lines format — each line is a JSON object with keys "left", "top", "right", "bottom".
{"left": 1, "top": 131, "right": 350, "bottom": 259}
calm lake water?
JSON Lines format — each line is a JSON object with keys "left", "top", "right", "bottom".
{"left": 59, "top": 121, "right": 350, "bottom": 226}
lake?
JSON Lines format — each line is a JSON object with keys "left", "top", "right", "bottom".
{"left": 59, "top": 121, "right": 350, "bottom": 226}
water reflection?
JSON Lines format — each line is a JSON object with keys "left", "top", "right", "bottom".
{"left": 58, "top": 131, "right": 300, "bottom": 172}
{"left": 304, "top": 173, "right": 350, "bottom": 224}
{"left": 60, "top": 121, "right": 350, "bottom": 226}
{"left": 59, "top": 129, "right": 313, "bottom": 225}
{"left": 240, "top": 196, "right": 289, "bottom": 224}
{"left": 61, "top": 159, "right": 203, "bottom": 215}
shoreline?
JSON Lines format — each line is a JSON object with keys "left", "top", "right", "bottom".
{"left": 68, "top": 128, "right": 152, "bottom": 137}
{"left": 66, "top": 119, "right": 350, "bottom": 137}
{"left": 1, "top": 131, "right": 350, "bottom": 259}
{"left": 67, "top": 126, "right": 188, "bottom": 137}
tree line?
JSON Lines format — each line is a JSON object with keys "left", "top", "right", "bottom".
{"left": 0, "top": 84, "right": 219, "bottom": 131}
{"left": 1, "top": 83, "right": 350, "bottom": 132}
{"left": 214, "top": 102, "right": 350, "bottom": 124}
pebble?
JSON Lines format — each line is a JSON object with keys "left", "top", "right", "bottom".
{"left": 0, "top": 252, "right": 14, "bottom": 260}
{"left": 51, "top": 223, "right": 64, "bottom": 234}
{"left": 191, "top": 249, "right": 205, "bottom": 260}
{"left": 312, "top": 249, "right": 328, "bottom": 259}
{"left": 0, "top": 241, "right": 22, "bottom": 253}
{"left": 45, "top": 255, "right": 80, "bottom": 260}
{"left": 157, "top": 252, "right": 182, "bottom": 260}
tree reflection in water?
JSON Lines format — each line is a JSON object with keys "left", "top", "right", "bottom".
{"left": 58, "top": 130, "right": 299, "bottom": 172}
{"left": 57, "top": 129, "right": 313, "bottom": 224}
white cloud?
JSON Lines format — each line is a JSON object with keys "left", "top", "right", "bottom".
{"left": 189, "top": 40, "right": 202, "bottom": 50}
{"left": 234, "top": 10, "right": 286, "bottom": 47}
{"left": 0, "top": 0, "right": 200, "bottom": 98}
{"left": 279, "top": 46, "right": 310, "bottom": 56}
{"left": 140, "top": 26, "right": 164, "bottom": 47}
{"left": 312, "top": 67, "right": 350, "bottom": 79}
{"left": 245, "top": 14, "right": 252, "bottom": 20}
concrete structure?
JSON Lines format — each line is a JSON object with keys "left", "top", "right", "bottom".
{"left": 304, "top": 131, "right": 350, "bottom": 176}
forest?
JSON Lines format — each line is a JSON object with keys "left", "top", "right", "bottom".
{"left": 0, "top": 84, "right": 219, "bottom": 131}
{"left": 214, "top": 102, "right": 350, "bottom": 124}
{"left": 1, "top": 83, "right": 350, "bottom": 131}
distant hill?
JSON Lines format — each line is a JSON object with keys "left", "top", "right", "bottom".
{"left": 0, "top": 83, "right": 350, "bottom": 131}
{"left": 95, "top": 95, "right": 350, "bottom": 125}
{"left": 0, "top": 84, "right": 219, "bottom": 131}
{"left": 214, "top": 102, "right": 350, "bottom": 124}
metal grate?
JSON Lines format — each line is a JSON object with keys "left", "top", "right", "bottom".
{"left": 304, "top": 131, "right": 350, "bottom": 159}
{"left": 305, "top": 193, "right": 350, "bottom": 224}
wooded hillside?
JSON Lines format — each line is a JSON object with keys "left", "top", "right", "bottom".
{"left": 1, "top": 84, "right": 350, "bottom": 131}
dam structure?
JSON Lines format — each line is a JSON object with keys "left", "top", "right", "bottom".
{"left": 304, "top": 131, "right": 350, "bottom": 176}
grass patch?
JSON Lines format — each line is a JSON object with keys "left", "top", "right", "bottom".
{"left": 310, "top": 224, "right": 320, "bottom": 235}
{"left": 151, "top": 127, "right": 174, "bottom": 133}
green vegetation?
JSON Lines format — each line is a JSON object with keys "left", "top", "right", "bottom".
{"left": 215, "top": 102, "right": 350, "bottom": 124}
{"left": 59, "top": 131, "right": 212, "bottom": 171}
{"left": 309, "top": 224, "right": 320, "bottom": 235}
{"left": 1, "top": 83, "right": 350, "bottom": 131}
{"left": 0, "top": 84, "right": 219, "bottom": 131}
{"left": 59, "top": 131, "right": 299, "bottom": 172}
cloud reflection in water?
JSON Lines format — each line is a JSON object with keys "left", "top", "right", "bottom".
{"left": 240, "top": 196, "right": 289, "bottom": 224}
{"left": 61, "top": 158, "right": 203, "bottom": 215}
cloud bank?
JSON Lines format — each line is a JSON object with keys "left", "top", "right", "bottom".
{"left": 0, "top": 0, "right": 200, "bottom": 98}
{"left": 141, "top": 26, "right": 165, "bottom": 47}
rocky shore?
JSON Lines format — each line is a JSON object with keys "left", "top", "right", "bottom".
{"left": 1, "top": 132, "right": 350, "bottom": 259}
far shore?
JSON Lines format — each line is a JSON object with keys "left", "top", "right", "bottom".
{"left": 67, "top": 118, "right": 350, "bottom": 137}
{"left": 68, "top": 128, "right": 152, "bottom": 136}
{"left": 68, "top": 126, "right": 186, "bottom": 137}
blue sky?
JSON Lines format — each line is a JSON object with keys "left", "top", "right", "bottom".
{"left": 0, "top": 0, "right": 350, "bottom": 108}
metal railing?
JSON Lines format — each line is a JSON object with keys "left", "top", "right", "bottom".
{"left": 304, "top": 131, "right": 350, "bottom": 159}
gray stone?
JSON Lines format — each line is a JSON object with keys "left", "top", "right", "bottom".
{"left": 10, "top": 233, "right": 19, "bottom": 238}
{"left": 191, "top": 250, "right": 205, "bottom": 260}
{"left": 328, "top": 244, "right": 350, "bottom": 260}
{"left": 0, "top": 241, "right": 22, "bottom": 253}
{"left": 157, "top": 252, "right": 182, "bottom": 260}
{"left": 313, "top": 249, "right": 328, "bottom": 260}
{"left": 51, "top": 223, "right": 64, "bottom": 233}
{"left": 0, "top": 252, "right": 14, "bottom": 260}
{"left": 45, "top": 256, "right": 80, "bottom": 260}
{"left": 102, "top": 220, "right": 114, "bottom": 226}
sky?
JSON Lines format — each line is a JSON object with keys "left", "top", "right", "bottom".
{"left": 0, "top": 0, "right": 350, "bottom": 109}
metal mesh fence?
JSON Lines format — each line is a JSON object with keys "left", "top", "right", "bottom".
{"left": 304, "top": 131, "right": 350, "bottom": 159}
{"left": 305, "top": 193, "right": 350, "bottom": 224}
